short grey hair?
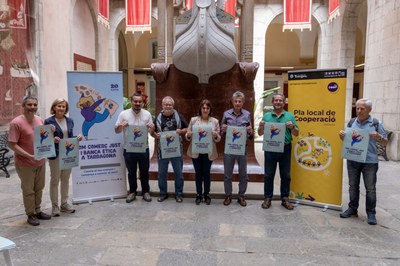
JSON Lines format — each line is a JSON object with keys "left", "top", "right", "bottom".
{"left": 356, "top": 98, "right": 372, "bottom": 109}
{"left": 272, "top": 93, "right": 286, "bottom": 102}
{"left": 162, "top": 96, "right": 175, "bottom": 105}
{"left": 22, "top": 95, "right": 38, "bottom": 107}
{"left": 232, "top": 91, "right": 245, "bottom": 102}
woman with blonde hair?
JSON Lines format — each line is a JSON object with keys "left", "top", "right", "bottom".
{"left": 44, "top": 98, "right": 82, "bottom": 216}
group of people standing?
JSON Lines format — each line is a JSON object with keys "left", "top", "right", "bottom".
{"left": 7, "top": 91, "right": 387, "bottom": 227}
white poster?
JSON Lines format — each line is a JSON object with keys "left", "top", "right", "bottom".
{"left": 67, "top": 71, "right": 126, "bottom": 203}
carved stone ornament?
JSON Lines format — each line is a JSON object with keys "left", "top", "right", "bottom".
{"left": 151, "top": 63, "right": 170, "bottom": 84}
{"left": 239, "top": 62, "right": 259, "bottom": 83}
{"left": 172, "top": 0, "right": 237, "bottom": 84}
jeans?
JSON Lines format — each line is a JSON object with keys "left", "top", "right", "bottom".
{"left": 158, "top": 156, "right": 184, "bottom": 197}
{"left": 192, "top": 154, "right": 213, "bottom": 196}
{"left": 264, "top": 144, "right": 292, "bottom": 200}
{"left": 123, "top": 149, "right": 150, "bottom": 194}
{"left": 347, "top": 160, "right": 378, "bottom": 214}
{"left": 223, "top": 148, "right": 248, "bottom": 198}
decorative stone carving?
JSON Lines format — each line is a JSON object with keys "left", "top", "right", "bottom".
{"left": 172, "top": 0, "right": 237, "bottom": 84}
{"left": 151, "top": 63, "right": 170, "bottom": 83}
{"left": 239, "top": 62, "right": 259, "bottom": 83}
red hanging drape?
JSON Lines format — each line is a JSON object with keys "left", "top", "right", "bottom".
{"left": 97, "top": 0, "right": 110, "bottom": 29}
{"left": 9, "top": 0, "right": 27, "bottom": 29}
{"left": 224, "top": 0, "right": 239, "bottom": 28}
{"left": 283, "top": 0, "right": 312, "bottom": 31}
{"left": 185, "top": 0, "right": 193, "bottom": 10}
{"left": 328, "top": 0, "right": 340, "bottom": 23}
{"left": 126, "top": 0, "right": 152, "bottom": 33}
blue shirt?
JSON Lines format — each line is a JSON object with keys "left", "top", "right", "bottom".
{"left": 221, "top": 108, "right": 253, "bottom": 139}
{"left": 348, "top": 116, "right": 387, "bottom": 163}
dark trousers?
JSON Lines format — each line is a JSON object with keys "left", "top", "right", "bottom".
{"left": 123, "top": 149, "right": 150, "bottom": 194}
{"left": 264, "top": 144, "right": 292, "bottom": 200}
{"left": 347, "top": 160, "right": 378, "bottom": 214}
{"left": 192, "top": 154, "right": 213, "bottom": 196}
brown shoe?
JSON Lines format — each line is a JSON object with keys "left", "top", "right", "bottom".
{"left": 281, "top": 200, "right": 294, "bottom": 210}
{"left": 223, "top": 196, "right": 232, "bottom": 206}
{"left": 237, "top": 197, "right": 247, "bottom": 207}
{"left": 261, "top": 199, "right": 271, "bottom": 209}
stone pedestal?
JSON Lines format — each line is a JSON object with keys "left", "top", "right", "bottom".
{"left": 150, "top": 63, "right": 263, "bottom": 182}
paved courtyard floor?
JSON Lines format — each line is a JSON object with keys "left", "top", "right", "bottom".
{"left": 1, "top": 159, "right": 400, "bottom": 265}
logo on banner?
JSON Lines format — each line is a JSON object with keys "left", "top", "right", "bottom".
{"left": 197, "top": 127, "right": 208, "bottom": 141}
{"left": 165, "top": 133, "right": 175, "bottom": 146}
{"left": 294, "top": 134, "right": 332, "bottom": 171}
{"left": 40, "top": 127, "right": 49, "bottom": 144}
{"left": 351, "top": 130, "right": 364, "bottom": 146}
{"left": 232, "top": 128, "right": 242, "bottom": 142}
{"left": 132, "top": 127, "right": 144, "bottom": 141}
{"left": 270, "top": 124, "right": 281, "bottom": 139}
{"left": 65, "top": 140, "right": 76, "bottom": 156}
{"left": 327, "top": 82, "right": 339, "bottom": 93}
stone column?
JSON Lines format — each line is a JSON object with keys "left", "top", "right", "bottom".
{"left": 166, "top": 0, "right": 174, "bottom": 63}
{"left": 364, "top": 1, "right": 400, "bottom": 160}
{"left": 157, "top": 0, "right": 166, "bottom": 62}
{"left": 240, "top": 0, "right": 254, "bottom": 62}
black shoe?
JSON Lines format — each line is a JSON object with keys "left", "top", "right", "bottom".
{"left": 195, "top": 195, "right": 202, "bottom": 205}
{"left": 175, "top": 196, "right": 183, "bottom": 203}
{"left": 367, "top": 213, "right": 377, "bottom": 225}
{"left": 27, "top": 215, "right": 40, "bottom": 226}
{"left": 204, "top": 195, "right": 211, "bottom": 205}
{"left": 36, "top": 212, "right": 51, "bottom": 220}
{"left": 340, "top": 208, "right": 358, "bottom": 218}
{"left": 157, "top": 194, "right": 168, "bottom": 202}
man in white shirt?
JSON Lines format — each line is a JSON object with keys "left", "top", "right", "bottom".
{"left": 115, "top": 92, "right": 155, "bottom": 203}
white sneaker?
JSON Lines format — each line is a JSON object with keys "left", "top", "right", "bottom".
{"left": 52, "top": 206, "right": 60, "bottom": 217}
{"left": 60, "top": 203, "right": 76, "bottom": 213}
{"left": 126, "top": 192, "right": 136, "bottom": 203}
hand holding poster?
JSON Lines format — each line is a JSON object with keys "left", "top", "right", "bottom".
{"left": 224, "top": 126, "right": 246, "bottom": 155}
{"left": 160, "top": 131, "right": 181, "bottom": 159}
{"left": 341, "top": 128, "right": 369, "bottom": 163}
{"left": 59, "top": 138, "right": 79, "bottom": 169}
{"left": 126, "top": 125, "right": 148, "bottom": 153}
{"left": 34, "top": 125, "right": 55, "bottom": 160}
{"left": 262, "top": 122, "right": 286, "bottom": 152}
{"left": 192, "top": 125, "right": 212, "bottom": 154}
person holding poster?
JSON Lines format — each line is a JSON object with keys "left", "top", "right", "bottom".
{"left": 152, "top": 96, "right": 188, "bottom": 203}
{"left": 115, "top": 92, "right": 155, "bottom": 203}
{"left": 339, "top": 98, "right": 388, "bottom": 225}
{"left": 258, "top": 94, "right": 299, "bottom": 210}
{"left": 44, "top": 98, "right": 83, "bottom": 217}
{"left": 185, "top": 99, "right": 221, "bottom": 205}
{"left": 8, "top": 95, "right": 52, "bottom": 226}
{"left": 221, "top": 91, "right": 253, "bottom": 207}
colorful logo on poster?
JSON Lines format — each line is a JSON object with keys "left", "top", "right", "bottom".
{"left": 132, "top": 127, "right": 143, "bottom": 141}
{"left": 74, "top": 84, "right": 119, "bottom": 140}
{"left": 40, "top": 127, "right": 49, "bottom": 144}
{"left": 270, "top": 124, "right": 281, "bottom": 139}
{"left": 197, "top": 127, "right": 208, "bottom": 141}
{"left": 165, "top": 133, "right": 175, "bottom": 146}
{"left": 294, "top": 134, "right": 332, "bottom": 171}
{"left": 327, "top": 82, "right": 338, "bottom": 93}
{"left": 351, "top": 130, "right": 364, "bottom": 146}
{"left": 231, "top": 128, "right": 242, "bottom": 142}
{"left": 65, "top": 140, "right": 76, "bottom": 156}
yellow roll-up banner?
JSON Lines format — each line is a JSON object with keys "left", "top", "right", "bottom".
{"left": 288, "top": 69, "right": 347, "bottom": 209}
